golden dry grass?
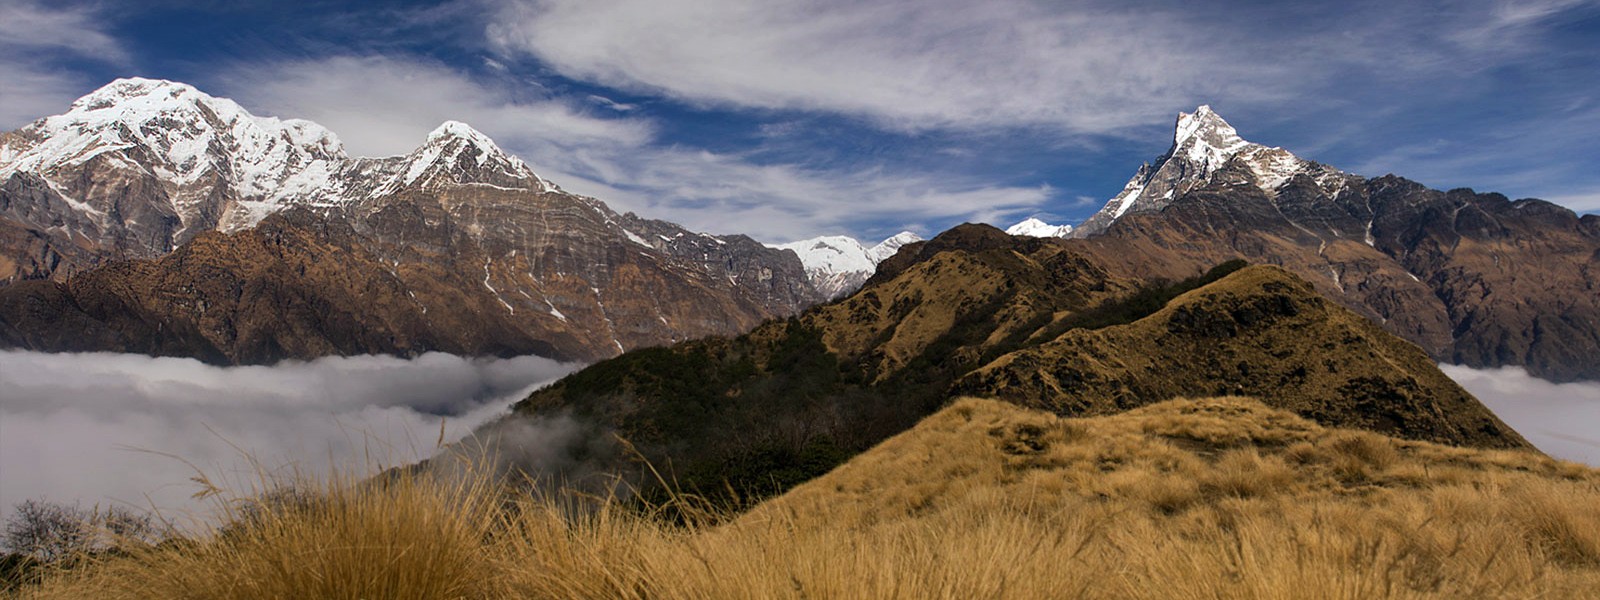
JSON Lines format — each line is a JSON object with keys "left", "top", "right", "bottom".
{"left": 17, "top": 397, "right": 1600, "bottom": 599}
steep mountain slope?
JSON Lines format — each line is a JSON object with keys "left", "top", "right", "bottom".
{"left": 500, "top": 225, "right": 1528, "bottom": 502}
{"left": 1067, "top": 107, "right": 1600, "bottom": 381}
{"left": 0, "top": 79, "right": 821, "bottom": 362}
{"left": 0, "top": 78, "right": 346, "bottom": 280}
{"left": 770, "top": 231, "right": 921, "bottom": 299}
{"left": 1073, "top": 105, "right": 1355, "bottom": 238}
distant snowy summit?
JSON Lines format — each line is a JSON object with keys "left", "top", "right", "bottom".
{"left": 771, "top": 231, "right": 923, "bottom": 299}
{"left": 0, "top": 78, "right": 564, "bottom": 261}
{"left": 1004, "top": 217, "right": 1074, "bottom": 238}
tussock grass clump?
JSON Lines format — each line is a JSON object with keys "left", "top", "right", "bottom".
{"left": 16, "top": 396, "right": 1600, "bottom": 599}
{"left": 22, "top": 469, "right": 505, "bottom": 600}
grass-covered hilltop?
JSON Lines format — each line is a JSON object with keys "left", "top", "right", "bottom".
{"left": 15, "top": 397, "right": 1599, "bottom": 599}
{"left": 502, "top": 225, "right": 1527, "bottom": 505}
{"left": 8, "top": 224, "right": 1594, "bottom": 599}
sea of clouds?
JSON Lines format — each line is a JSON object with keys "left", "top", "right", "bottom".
{"left": 0, "top": 351, "right": 581, "bottom": 525}
{"left": 1, "top": 351, "right": 1596, "bottom": 527}
{"left": 1440, "top": 364, "right": 1600, "bottom": 466}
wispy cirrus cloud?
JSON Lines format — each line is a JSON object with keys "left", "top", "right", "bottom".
{"left": 0, "top": 0, "right": 128, "bottom": 128}
{"left": 216, "top": 55, "right": 653, "bottom": 158}
{"left": 485, "top": 0, "right": 1297, "bottom": 136}
{"left": 483, "top": 0, "right": 1593, "bottom": 135}
{"left": 481, "top": 0, "right": 1600, "bottom": 219}
{"left": 218, "top": 54, "right": 1052, "bottom": 241}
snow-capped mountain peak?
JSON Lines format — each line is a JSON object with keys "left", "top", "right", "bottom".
{"left": 779, "top": 236, "right": 874, "bottom": 274}
{"left": 867, "top": 231, "right": 921, "bottom": 262}
{"left": 0, "top": 79, "right": 573, "bottom": 259}
{"left": 772, "top": 231, "right": 923, "bottom": 299}
{"left": 1073, "top": 106, "right": 1347, "bottom": 237}
{"left": 0, "top": 77, "right": 356, "bottom": 233}
{"left": 1005, "top": 217, "right": 1074, "bottom": 238}
{"left": 424, "top": 121, "right": 509, "bottom": 164}
{"left": 3, "top": 77, "right": 347, "bottom": 184}
{"left": 1172, "top": 105, "right": 1251, "bottom": 170}
{"left": 379, "top": 120, "right": 551, "bottom": 193}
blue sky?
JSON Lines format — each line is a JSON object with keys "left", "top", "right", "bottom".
{"left": 1, "top": 0, "right": 1596, "bottom": 242}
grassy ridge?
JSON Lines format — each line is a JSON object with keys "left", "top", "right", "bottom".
{"left": 19, "top": 397, "right": 1599, "bottom": 599}
{"left": 510, "top": 253, "right": 1243, "bottom": 506}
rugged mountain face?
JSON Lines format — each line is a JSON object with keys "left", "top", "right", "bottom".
{"left": 0, "top": 78, "right": 822, "bottom": 362}
{"left": 0, "top": 78, "right": 347, "bottom": 281}
{"left": 498, "top": 225, "right": 1529, "bottom": 503}
{"left": 1067, "top": 107, "right": 1600, "bottom": 382}
{"left": 1073, "top": 105, "right": 1354, "bottom": 238}
{"left": 770, "top": 231, "right": 922, "bottom": 299}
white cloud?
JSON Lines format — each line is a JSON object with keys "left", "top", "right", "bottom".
{"left": 216, "top": 55, "right": 1052, "bottom": 240}
{"left": 539, "top": 146, "right": 1053, "bottom": 241}
{"left": 0, "top": 1, "right": 126, "bottom": 128}
{"left": 1442, "top": 364, "right": 1600, "bottom": 466}
{"left": 482, "top": 0, "right": 1598, "bottom": 137}
{"left": 486, "top": 0, "right": 1296, "bottom": 135}
{"left": 0, "top": 1, "right": 125, "bottom": 62}
{"left": 1544, "top": 191, "right": 1600, "bottom": 213}
{"left": 218, "top": 55, "right": 654, "bottom": 158}
{"left": 0, "top": 351, "right": 581, "bottom": 526}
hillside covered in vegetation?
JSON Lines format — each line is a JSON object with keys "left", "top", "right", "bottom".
{"left": 16, "top": 396, "right": 1597, "bottom": 599}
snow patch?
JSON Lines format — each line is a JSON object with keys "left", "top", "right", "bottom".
{"left": 1005, "top": 217, "right": 1074, "bottom": 238}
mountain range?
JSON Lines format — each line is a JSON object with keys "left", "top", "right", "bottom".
{"left": 0, "top": 79, "right": 831, "bottom": 363}
{"left": 2, "top": 80, "right": 1596, "bottom": 383}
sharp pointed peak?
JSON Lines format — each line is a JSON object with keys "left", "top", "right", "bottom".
{"left": 1174, "top": 104, "right": 1242, "bottom": 146}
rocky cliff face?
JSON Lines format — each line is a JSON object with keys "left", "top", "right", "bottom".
{"left": 1068, "top": 107, "right": 1600, "bottom": 382}
{"left": 0, "top": 78, "right": 823, "bottom": 362}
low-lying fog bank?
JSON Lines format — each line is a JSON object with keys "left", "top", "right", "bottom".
{"left": 1442, "top": 364, "right": 1600, "bottom": 466}
{"left": 2, "top": 351, "right": 1594, "bottom": 527}
{"left": 0, "top": 351, "right": 581, "bottom": 525}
